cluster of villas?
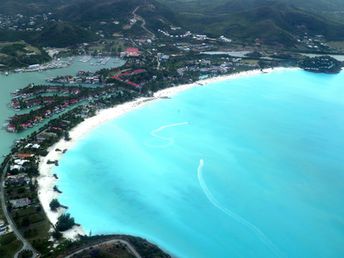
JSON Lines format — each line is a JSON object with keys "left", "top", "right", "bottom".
{"left": 47, "top": 71, "right": 101, "bottom": 85}
{"left": 5, "top": 153, "right": 37, "bottom": 219}
{"left": 7, "top": 98, "right": 80, "bottom": 132}
{"left": 296, "top": 34, "right": 329, "bottom": 50}
{"left": 11, "top": 95, "right": 80, "bottom": 111}
{"left": 177, "top": 58, "right": 258, "bottom": 78}
{"left": 4, "top": 118, "right": 77, "bottom": 211}
{"left": 11, "top": 85, "right": 81, "bottom": 100}
{"left": 7, "top": 61, "right": 145, "bottom": 133}
{"left": 1, "top": 127, "right": 59, "bottom": 240}
{"left": 0, "top": 12, "right": 54, "bottom": 32}
{"left": 1, "top": 104, "right": 98, "bottom": 243}
{"left": 6, "top": 82, "right": 102, "bottom": 133}
{"left": 157, "top": 28, "right": 232, "bottom": 44}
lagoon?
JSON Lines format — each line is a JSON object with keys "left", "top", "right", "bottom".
{"left": 0, "top": 56, "right": 124, "bottom": 162}
{"left": 56, "top": 69, "right": 344, "bottom": 258}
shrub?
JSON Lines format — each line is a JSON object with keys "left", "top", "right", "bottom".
{"left": 49, "top": 199, "right": 61, "bottom": 211}
{"left": 56, "top": 213, "right": 75, "bottom": 232}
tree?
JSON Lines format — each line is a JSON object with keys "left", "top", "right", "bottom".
{"left": 52, "top": 229, "right": 62, "bottom": 240}
{"left": 64, "top": 131, "right": 71, "bottom": 141}
{"left": 19, "top": 249, "right": 33, "bottom": 258}
{"left": 21, "top": 217, "right": 30, "bottom": 227}
{"left": 56, "top": 213, "right": 75, "bottom": 232}
{"left": 49, "top": 199, "right": 61, "bottom": 211}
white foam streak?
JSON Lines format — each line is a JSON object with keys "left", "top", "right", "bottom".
{"left": 197, "top": 159, "right": 284, "bottom": 257}
{"left": 147, "top": 122, "right": 189, "bottom": 148}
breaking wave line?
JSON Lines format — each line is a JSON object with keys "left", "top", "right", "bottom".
{"left": 197, "top": 159, "right": 283, "bottom": 257}
{"left": 146, "top": 122, "right": 189, "bottom": 148}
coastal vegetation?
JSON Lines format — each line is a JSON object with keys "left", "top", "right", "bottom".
{"left": 299, "top": 55, "right": 343, "bottom": 73}
{"left": 0, "top": 232, "right": 21, "bottom": 257}
{"left": 56, "top": 213, "right": 75, "bottom": 232}
{"left": 52, "top": 235, "right": 171, "bottom": 258}
{"left": 18, "top": 249, "right": 33, "bottom": 258}
{"left": 49, "top": 199, "right": 60, "bottom": 211}
{"left": 0, "top": 105, "right": 102, "bottom": 256}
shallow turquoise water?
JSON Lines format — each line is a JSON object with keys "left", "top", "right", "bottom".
{"left": 56, "top": 69, "right": 344, "bottom": 258}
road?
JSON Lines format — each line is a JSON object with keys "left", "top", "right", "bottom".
{"left": 0, "top": 162, "right": 39, "bottom": 258}
{"left": 132, "top": 6, "right": 156, "bottom": 39}
{"left": 64, "top": 239, "right": 142, "bottom": 258}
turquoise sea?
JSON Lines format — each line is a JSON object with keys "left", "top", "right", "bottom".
{"left": 56, "top": 69, "right": 344, "bottom": 258}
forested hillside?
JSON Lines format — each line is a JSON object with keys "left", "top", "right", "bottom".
{"left": 0, "top": 0, "right": 343, "bottom": 47}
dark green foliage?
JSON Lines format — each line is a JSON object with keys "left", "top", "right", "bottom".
{"left": 0, "top": 43, "right": 25, "bottom": 55}
{"left": 56, "top": 213, "right": 75, "bottom": 232}
{"left": 23, "top": 228, "right": 38, "bottom": 238}
{"left": 0, "top": 233, "right": 21, "bottom": 258}
{"left": 21, "top": 217, "right": 30, "bottom": 227}
{"left": 50, "top": 235, "right": 170, "bottom": 258}
{"left": 0, "top": 42, "right": 51, "bottom": 69}
{"left": 52, "top": 229, "right": 63, "bottom": 240}
{"left": 32, "top": 239, "right": 50, "bottom": 254}
{"left": 19, "top": 249, "right": 33, "bottom": 258}
{"left": 64, "top": 131, "right": 71, "bottom": 141}
{"left": 49, "top": 199, "right": 61, "bottom": 211}
{"left": 158, "top": 0, "right": 344, "bottom": 45}
{"left": 1, "top": 0, "right": 344, "bottom": 48}
{"left": 0, "top": 232, "right": 17, "bottom": 245}
{"left": 34, "top": 22, "right": 98, "bottom": 47}
{"left": 299, "top": 56, "right": 343, "bottom": 73}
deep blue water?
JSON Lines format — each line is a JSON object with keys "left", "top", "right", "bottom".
{"left": 55, "top": 69, "right": 344, "bottom": 258}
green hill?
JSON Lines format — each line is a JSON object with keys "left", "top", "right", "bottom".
{"left": 0, "top": 41, "right": 51, "bottom": 69}
{"left": 0, "top": 22, "right": 98, "bottom": 48}
{"left": 35, "top": 22, "right": 98, "bottom": 47}
{"left": 158, "top": 0, "right": 344, "bottom": 46}
{"left": 0, "top": 0, "right": 344, "bottom": 47}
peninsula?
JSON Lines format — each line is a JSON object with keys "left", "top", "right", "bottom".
{"left": 299, "top": 56, "right": 343, "bottom": 74}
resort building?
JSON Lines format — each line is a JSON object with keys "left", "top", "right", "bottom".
{"left": 9, "top": 198, "right": 31, "bottom": 209}
{"left": 124, "top": 48, "right": 140, "bottom": 57}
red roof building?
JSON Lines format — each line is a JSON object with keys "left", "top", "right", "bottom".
{"left": 125, "top": 48, "right": 140, "bottom": 57}
{"left": 16, "top": 153, "right": 35, "bottom": 159}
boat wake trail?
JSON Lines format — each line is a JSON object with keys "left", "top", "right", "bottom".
{"left": 146, "top": 122, "right": 189, "bottom": 148}
{"left": 197, "top": 159, "right": 284, "bottom": 257}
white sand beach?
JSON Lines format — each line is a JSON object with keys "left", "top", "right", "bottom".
{"left": 37, "top": 67, "right": 291, "bottom": 240}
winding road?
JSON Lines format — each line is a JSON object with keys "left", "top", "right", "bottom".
{"left": 132, "top": 6, "right": 156, "bottom": 39}
{"left": 64, "top": 239, "right": 142, "bottom": 258}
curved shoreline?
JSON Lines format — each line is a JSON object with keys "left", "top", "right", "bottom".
{"left": 37, "top": 67, "right": 293, "bottom": 240}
